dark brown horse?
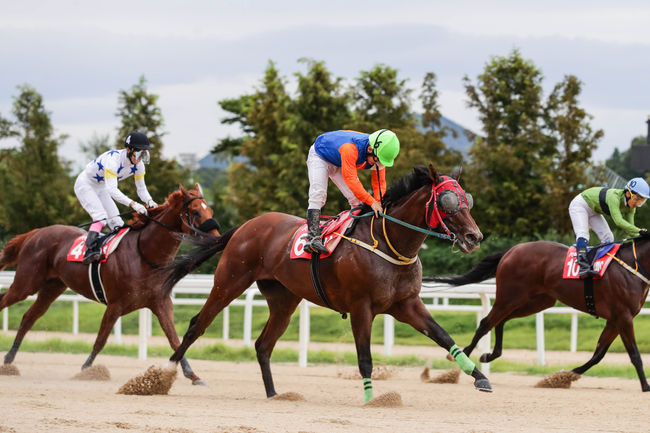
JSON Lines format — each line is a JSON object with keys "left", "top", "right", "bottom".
{"left": 160, "top": 165, "right": 492, "bottom": 402}
{"left": 428, "top": 239, "right": 650, "bottom": 391}
{"left": 0, "top": 185, "right": 220, "bottom": 384}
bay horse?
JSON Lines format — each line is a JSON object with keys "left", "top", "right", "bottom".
{"left": 160, "top": 165, "right": 492, "bottom": 402}
{"left": 427, "top": 239, "right": 650, "bottom": 392}
{"left": 0, "top": 184, "right": 220, "bottom": 384}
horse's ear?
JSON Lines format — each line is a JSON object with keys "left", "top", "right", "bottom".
{"left": 195, "top": 183, "right": 205, "bottom": 196}
{"left": 428, "top": 164, "right": 440, "bottom": 184}
{"left": 451, "top": 166, "right": 462, "bottom": 181}
{"left": 179, "top": 184, "right": 187, "bottom": 194}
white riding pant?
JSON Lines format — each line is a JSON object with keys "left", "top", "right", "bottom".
{"left": 568, "top": 194, "right": 614, "bottom": 243}
{"left": 74, "top": 173, "right": 125, "bottom": 230}
{"left": 306, "top": 145, "right": 361, "bottom": 210}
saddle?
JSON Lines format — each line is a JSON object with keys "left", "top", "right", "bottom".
{"left": 67, "top": 227, "right": 130, "bottom": 263}
{"left": 562, "top": 243, "right": 620, "bottom": 280}
{"left": 290, "top": 209, "right": 359, "bottom": 259}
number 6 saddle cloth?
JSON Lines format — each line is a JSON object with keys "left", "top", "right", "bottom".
{"left": 290, "top": 209, "right": 359, "bottom": 260}
{"left": 562, "top": 242, "right": 621, "bottom": 279}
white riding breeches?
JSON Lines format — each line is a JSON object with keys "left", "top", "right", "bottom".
{"left": 306, "top": 145, "right": 361, "bottom": 210}
{"left": 74, "top": 174, "right": 125, "bottom": 230}
{"left": 568, "top": 194, "right": 614, "bottom": 243}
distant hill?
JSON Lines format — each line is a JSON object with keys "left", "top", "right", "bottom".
{"left": 198, "top": 116, "right": 476, "bottom": 169}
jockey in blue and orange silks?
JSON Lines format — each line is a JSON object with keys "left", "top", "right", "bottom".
{"left": 305, "top": 129, "right": 400, "bottom": 254}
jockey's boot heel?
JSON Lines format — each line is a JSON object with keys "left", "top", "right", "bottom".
{"left": 305, "top": 209, "right": 329, "bottom": 255}
{"left": 83, "top": 231, "right": 103, "bottom": 264}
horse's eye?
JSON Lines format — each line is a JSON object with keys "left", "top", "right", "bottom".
{"left": 438, "top": 191, "right": 460, "bottom": 213}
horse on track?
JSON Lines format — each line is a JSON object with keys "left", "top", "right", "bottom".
{"left": 0, "top": 184, "right": 220, "bottom": 384}
{"left": 159, "top": 165, "right": 492, "bottom": 401}
{"left": 427, "top": 238, "right": 650, "bottom": 392}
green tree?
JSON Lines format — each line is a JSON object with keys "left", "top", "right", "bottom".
{"left": 114, "top": 76, "right": 189, "bottom": 205}
{"left": 79, "top": 132, "right": 110, "bottom": 161}
{"left": 0, "top": 85, "right": 81, "bottom": 235}
{"left": 542, "top": 75, "right": 604, "bottom": 233}
{"left": 463, "top": 49, "right": 553, "bottom": 236}
{"left": 605, "top": 135, "right": 647, "bottom": 180}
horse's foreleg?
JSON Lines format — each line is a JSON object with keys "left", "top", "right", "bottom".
{"left": 350, "top": 304, "right": 375, "bottom": 402}
{"left": 387, "top": 296, "right": 492, "bottom": 392}
{"left": 152, "top": 298, "right": 203, "bottom": 385}
{"left": 82, "top": 305, "right": 121, "bottom": 369}
{"left": 616, "top": 317, "right": 650, "bottom": 392}
{"left": 255, "top": 281, "right": 302, "bottom": 398}
{"left": 4, "top": 283, "right": 65, "bottom": 364}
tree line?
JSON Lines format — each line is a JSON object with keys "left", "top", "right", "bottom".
{"left": 2, "top": 49, "right": 642, "bottom": 274}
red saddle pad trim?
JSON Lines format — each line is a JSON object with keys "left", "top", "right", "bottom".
{"left": 66, "top": 228, "right": 130, "bottom": 263}
{"left": 562, "top": 244, "right": 621, "bottom": 279}
{"left": 290, "top": 210, "right": 358, "bottom": 259}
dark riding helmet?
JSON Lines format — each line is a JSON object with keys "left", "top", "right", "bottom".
{"left": 124, "top": 131, "right": 151, "bottom": 150}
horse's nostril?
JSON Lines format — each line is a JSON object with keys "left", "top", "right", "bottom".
{"left": 466, "top": 232, "right": 482, "bottom": 244}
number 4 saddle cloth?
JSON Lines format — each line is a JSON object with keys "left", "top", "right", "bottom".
{"left": 66, "top": 228, "right": 130, "bottom": 263}
{"left": 290, "top": 209, "right": 360, "bottom": 260}
{"left": 562, "top": 242, "right": 621, "bottom": 279}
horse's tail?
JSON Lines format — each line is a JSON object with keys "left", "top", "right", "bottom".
{"left": 423, "top": 250, "right": 508, "bottom": 286}
{"left": 0, "top": 229, "right": 39, "bottom": 271}
{"left": 160, "top": 225, "right": 242, "bottom": 293}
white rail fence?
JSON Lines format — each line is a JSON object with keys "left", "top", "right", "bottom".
{"left": 2, "top": 271, "right": 649, "bottom": 373}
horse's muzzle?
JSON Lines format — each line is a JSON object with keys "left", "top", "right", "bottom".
{"left": 457, "top": 230, "right": 483, "bottom": 253}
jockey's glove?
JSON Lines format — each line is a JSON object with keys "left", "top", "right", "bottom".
{"left": 639, "top": 228, "right": 649, "bottom": 237}
{"left": 131, "top": 202, "right": 148, "bottom": 215}
{"left": 147, "top": 199, "right": 157, "bottom": 208}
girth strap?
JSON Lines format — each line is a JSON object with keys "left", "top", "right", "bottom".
{"left": 583, "top": 277, "right": 597, "bottom": 318}
{"left": 88, "top": 262, "right": 108, "bottom": 305}
{"left": 309, "top": 253, "right": 347, "bottom": 319}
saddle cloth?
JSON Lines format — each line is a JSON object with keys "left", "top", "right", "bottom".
{"left": 562, "top": 243, "right": 621, "bottom": 279}
{"left": 290, "top": 209, "right": 359, "bottom": 259}
{"left": 66, "top": 228, "right": 130, "bottom": 263}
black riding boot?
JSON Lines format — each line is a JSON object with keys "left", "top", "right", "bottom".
{"left": 82, "top": 231, "right": 103, "bottom": 264}
{"left": 305, "top": 209, "right": 329, "bottom": 255}
{"left": 576, "top": 247, "right": 598, "bottom": 279}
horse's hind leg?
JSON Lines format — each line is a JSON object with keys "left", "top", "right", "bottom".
{"left": 4, "top": 281, "right": 66, "bottom": 364}
{"left": 387, "top": 295, "right": 492, "bottom": 392}
{"left": 571, "top": 320, "right": 617, "bottom": 377}
{"left": 82, "top": 304, "right": 121, "bottom": 369}
{"left": 615, "top": 317, "right": 649, "bottom": 392}
{"left": 170, "top": 269, "right": 254, "bottom": 364}
{"left": 151, "top": 297, "right": 203, "bottom": 385}
{"left": 255, "top": 280, "right": 302, "bottom": 398}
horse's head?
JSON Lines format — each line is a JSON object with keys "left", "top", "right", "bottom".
{"left": 167, "top": 184, "right": 220, "bottom": 236}
{"left": 425, "top": 165, "right": 482, "bottom": 253}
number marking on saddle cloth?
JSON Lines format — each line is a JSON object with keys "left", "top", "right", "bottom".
{"left": 66, "top": 228, "right": 130, "bottom": 263}
{"left": 290, "top": 210, "right": 355, "bottom": 259}
{"left": 562, "top": 244, "right": 621, "bottom": 279}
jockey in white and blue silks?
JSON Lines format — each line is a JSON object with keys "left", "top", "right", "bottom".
{"left": 74, "top": 131, "right": 157, "bottom": 264}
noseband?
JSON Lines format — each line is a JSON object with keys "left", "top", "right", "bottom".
{"left": 182, "top": 196, "right": 221, "bottom": 234}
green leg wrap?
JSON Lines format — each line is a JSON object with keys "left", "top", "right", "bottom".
{"left": 449, "top": 344, "right": 476, "bottom": 375}
{"left": 363, "top": 377, "right": 373, "bottom": 402}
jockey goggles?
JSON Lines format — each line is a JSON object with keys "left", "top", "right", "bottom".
{"left": 132, "top": 149, "right": 150, "bottom": 165}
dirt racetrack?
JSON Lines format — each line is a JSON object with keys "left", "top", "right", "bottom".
{"left": 0, "top": 351, "right": 648, "bottom": 433}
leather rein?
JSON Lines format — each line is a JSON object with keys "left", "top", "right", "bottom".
{"left": 136, "top": 195, "right": 220, "bottom": 269}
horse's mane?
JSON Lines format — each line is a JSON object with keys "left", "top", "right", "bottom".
{"left": 360, "top": 165, "right": 432, "bottom": 213}
{"left": 128, "top": 190, "right": 186, "bottom": 229}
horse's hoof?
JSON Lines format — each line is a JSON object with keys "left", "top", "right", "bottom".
{"left": 191, "top": 379, "right": 206, "bottom": 386}
{"left": 445, "top": 353, "right": 454, "bottom": 362}
{"left": 474, "top": 378, "right": 493, "bottom": 392}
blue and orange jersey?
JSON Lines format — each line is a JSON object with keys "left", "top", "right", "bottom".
{"left": 314, "top": 130, "right": 386, "bottom": 205}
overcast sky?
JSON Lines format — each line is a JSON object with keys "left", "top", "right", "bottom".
{"left": 1, "top": 0, "right": 649, "bottom": 171}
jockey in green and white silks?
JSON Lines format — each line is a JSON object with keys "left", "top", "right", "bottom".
{"left": 568, "top": 177, "right": 649, "bottom": 278}
{"left": 74, "top": 131, "right": 157, "bottom": 264}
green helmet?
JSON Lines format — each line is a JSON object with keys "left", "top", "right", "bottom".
{"left": 369, "top": 129, "right": 400, "bottom": 167}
